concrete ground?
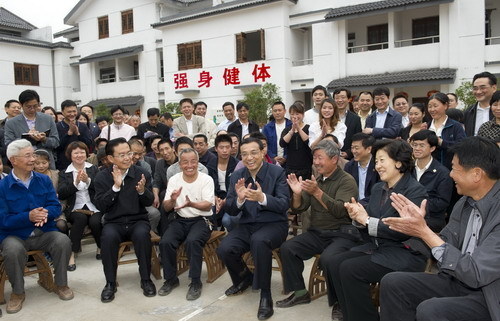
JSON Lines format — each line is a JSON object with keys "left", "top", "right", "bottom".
{"left": 1, "top": 241, "right": 333, "bottom": 321}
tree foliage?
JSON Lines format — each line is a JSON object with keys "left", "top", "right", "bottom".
{"left": 241, "top": 83, "right": 282, "bottom": 127}
{"left": 94, "top": 103, "right": 109, "bottom": 118}
{"left": 454, "top": 81, "right": 476, "bottom": 109}
{"left": 159, "top": 102, "right": 180, "bottom": 115}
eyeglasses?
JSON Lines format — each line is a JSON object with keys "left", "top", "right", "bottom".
{"left": 240, "top": 150, "right": 261, "bottom": 159}
{"left": 14, "top": 153, "right": 36, "bottom": 159}
{"left": 113, "top": 152, "right": 133, "bottom": 159}
{"left": 472, "top": 85, "right": 491, "bottom": 92}
{"left": 24, "top": 104, "right": 40, "bottom": 109}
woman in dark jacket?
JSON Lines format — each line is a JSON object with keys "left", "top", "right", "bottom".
{"left": 280, "top": 102, "right": 313, "bottom": 180}
{"left": 426, "top": 92, "right": 466, "bottom": 170}
{"left": 58, "top": 141, "right": 102, "bottom": 271}
{"left": 324, "top": 140, "right": 428, "bottom": 321}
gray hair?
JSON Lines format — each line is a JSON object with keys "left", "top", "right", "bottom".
{"left": 178, "top": 147, "right": 199, "bottom": 161}
{"left": 312, "top": 139, "right": 340, "bottom": 158}
{"left": 7, "top": 139, "right": 33, "bottom": 160}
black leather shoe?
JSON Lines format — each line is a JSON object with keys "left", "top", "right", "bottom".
{"left": 67, "top": 264, "right": 76, "bottom": 272}
{"left": 331, "top": 302, "right": 343, "bottom": 321}
{"left": 225, "top": 274, "right": 253, "bottom": 296}
{"left": 276, "top": 292, "right": 311, "bottom": 308}
{"left": 257, "top": 297, "right": 274, "bottom": 320}
{"left": 158, "top": 278, "right": 179, "bottom": 296}
{"left": 141, "top": 279, "right": 157, "bottom": 297}
{"left": 186, "top": 282, "right": 202, "bottom": 301}
{"left": 101, "top": 282, "right": 117, "bottom": 303}
{"left": 95, "top": 253, "right": 102, "bottom": 260}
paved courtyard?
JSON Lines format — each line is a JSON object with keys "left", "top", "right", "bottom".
{"left": 2, "top": 240, "right": 332, "bottom": 321}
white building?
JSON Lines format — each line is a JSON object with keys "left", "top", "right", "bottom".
{"left": 1, "top": 0, "right": 499, "bottom": 120}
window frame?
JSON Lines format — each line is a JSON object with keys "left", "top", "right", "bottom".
{"left": 177, "top": 41, "right": 202, "bottom": 70}
{"left": 412, "top": 16, "right": 439, "bottom": 45}
{"left": 235, "top": 29, "right": 265, "bottom": 63}
{"left": 14, "top": 63, "right": 39, "bottom": 86}
{"left": 121, "top": 9, "right": 134, "bottom": 34}
{"left": 367, "top": 24, "right": 388, "bottom": 51}
{"left": 98, "top": 15, "right": 109, "bottom": 39}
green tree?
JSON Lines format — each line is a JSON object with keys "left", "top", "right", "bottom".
{"left": 241, "top": 83, "right": 282, "bottom": 127}
{"left": 94, "top": 103, "right": 109, "bottom": 118}
{"left": 159, "top": 102, "right": 180, "bottom": 115}
{"left": 455, "top": 81, "right": 476, "bottom": 109}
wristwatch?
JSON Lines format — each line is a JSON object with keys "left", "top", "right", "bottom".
{"left": 365, "top": 217, "right": 370, "bottom": 227}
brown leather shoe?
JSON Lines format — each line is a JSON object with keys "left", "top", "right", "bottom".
{"left": 55, "top": 286, "right": 74, "bottom": 300}
{"left": 6, "top": 293, "right": 25, "bottom": 314}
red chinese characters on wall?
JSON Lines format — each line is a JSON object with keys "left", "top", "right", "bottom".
{"left": 172, "top": 63, "right": 271, "bottom": 89}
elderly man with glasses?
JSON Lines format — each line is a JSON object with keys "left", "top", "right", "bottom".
{"left": 0, "top": 139, "right": 73, "bottom": 314}
{"left": 93, "top": 137, "right": 156, "bottom": 303}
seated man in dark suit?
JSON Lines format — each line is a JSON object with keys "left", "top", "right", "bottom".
{"left": 363, "top": 86, "right": 402, "bottom": 139}
{"left": 381, "top": 136, "right": 500, "bottom": 321}
{"left": 409, "top": 130, "right": 453, "bottom": 232}
{"left": 93, "top": 138, "right": 156, "bottom": 303}
{"left": 216, "top": 138, "right": 290, "bottom": 320}
{"left": 344, "top": 133, "right": 379, "bottom": 207}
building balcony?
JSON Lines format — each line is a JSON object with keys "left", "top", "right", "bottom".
{"left": 96, "top": 78, "right": 141, "bottom": 98}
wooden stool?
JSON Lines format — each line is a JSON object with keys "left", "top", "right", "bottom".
{"left": 176, "top": 230, "right": 226, "bottom": 283}
{"left": 243, "top": 248, "right": 286, "bottom": 294}
{"left": 0, "top": 250, "right": 55, "bottom": 304}
{"left": 117, "top": 231, "right": 161, "bottom": 280}
{"left": 308, "top": 254, "right": 327, "bottom": 300}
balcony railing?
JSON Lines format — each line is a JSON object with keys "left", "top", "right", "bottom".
{"left": 486, "top": 36, "right": 500, "bottom": 45}
{"left": 292, "top": 58, "right": 313, "bottom": 67}
{"left": 347, "top": 42, "right": 389, "bottom": 53}
{"left": 394, "top": 35, "right": 440, "bottom": 47}
{"left": 119, "top": 75, "right": 139, "bottom": 81}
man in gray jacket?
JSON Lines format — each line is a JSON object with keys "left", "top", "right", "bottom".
{"left": 4, "top": 90, "right": 59, "bottom": 169}
{"left": 380, "top": 136, "right": 500, "bottom": 321}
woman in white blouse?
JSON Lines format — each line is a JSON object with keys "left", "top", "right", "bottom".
{"left": 58, "top": 141, "right": 102, "bottom": 271}
{"left": 309, "top": 98, "right": 347, "bottom": 148}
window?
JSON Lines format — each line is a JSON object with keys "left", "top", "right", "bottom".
{"left": 98, "top": 16, "right": 109, "bottom": 39}
{"left": 121, "top": 10, "right": 134, "bottom": 34}
{"left": 99, "top": 67, "right": 116, "bottom": 83}
{"left": 177, "top": 41, "right": 202, "bottom": 70}
{"left": 367, "top": 24, "right": 388, "bottom": 51}
{"left": 347, "top": 32, "right": 356, "bottom": 53}
{"left": 14, "top": 63, "right": 39, "bottom": 86}
{"left": 236, "top": 29, "right": 265, "bottom": 63}
{"left": 412, "top": 16, "right": 439, "bottom": 45}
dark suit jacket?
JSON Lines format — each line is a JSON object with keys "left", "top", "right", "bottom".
{"left": 341, "top": 111, "right": 362, "bottom": 159}
{"left": 226, "top": 161, "right": 289, "bottom": 224}
{"left": 344, "top": 158, "right": 379, "bottom": 207}
{"left": 137, "top": 122, "right": 170, "bottom": 139}
{"left": 227, "top": 119, "right": 260, "bottom": 141}
{"left": 427, "top": 118, "right": 466, "bottom": 169}
{"left": 206, "top": 156, "right": 238, "bottom": 199}
{"left": 57, "top": 164, "right": 99, "bottom": 214}
{"left": 412, "top": 158, "right": 452, "bottom": 232}
{"left": 351, "top": 173, "right": 428, "bottom": 271}
{"left": 463, "top": 102, "right": 494, "bottom": 137}
{"left": 93, "top": 165, "right": 153, "bottom": 224}
{"left": 365, "top": 108, "right": 402, "bottom": 139}
{"left": 56, "top": 121, "right": 93, "bottom": 170}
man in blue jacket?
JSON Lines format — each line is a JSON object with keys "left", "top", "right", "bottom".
{"left": 363, "top": 86, "right": 402, "bottom": 139}
{"left": 0, "top": 139, "right": 73, "bottom": 314}
{"left": 216, "top": 137, "right": 290, "bottom": 320}
{"left": 262, "top": 101, "right": 292, "bottom": 166}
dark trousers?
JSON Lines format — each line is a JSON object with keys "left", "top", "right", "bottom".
{"left": 326, "top": 251, "right": 393, "bottom": 321}
{"left": 380, "top": 272, "right": 490, "bottom": 321}
{"left": 159, "top": 217, "right": 211, "bottom": 281}
{"left": 100, "top": 220, "right": 151, "bottom": 283}
{"left": 216, "top": 221, "right": 288, "bottom": 291}
{"left": 279, "top": 229, "right": 358, "bottom": 295}
{"left": 67, "top": 211, "right": 103, "bottom": 252}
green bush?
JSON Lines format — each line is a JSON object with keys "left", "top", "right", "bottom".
{"left": 241, "top": 83, "right": 282, "bottom": 127}
{"left": 455, "top": 81, "right": 476, "bottom": 109}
